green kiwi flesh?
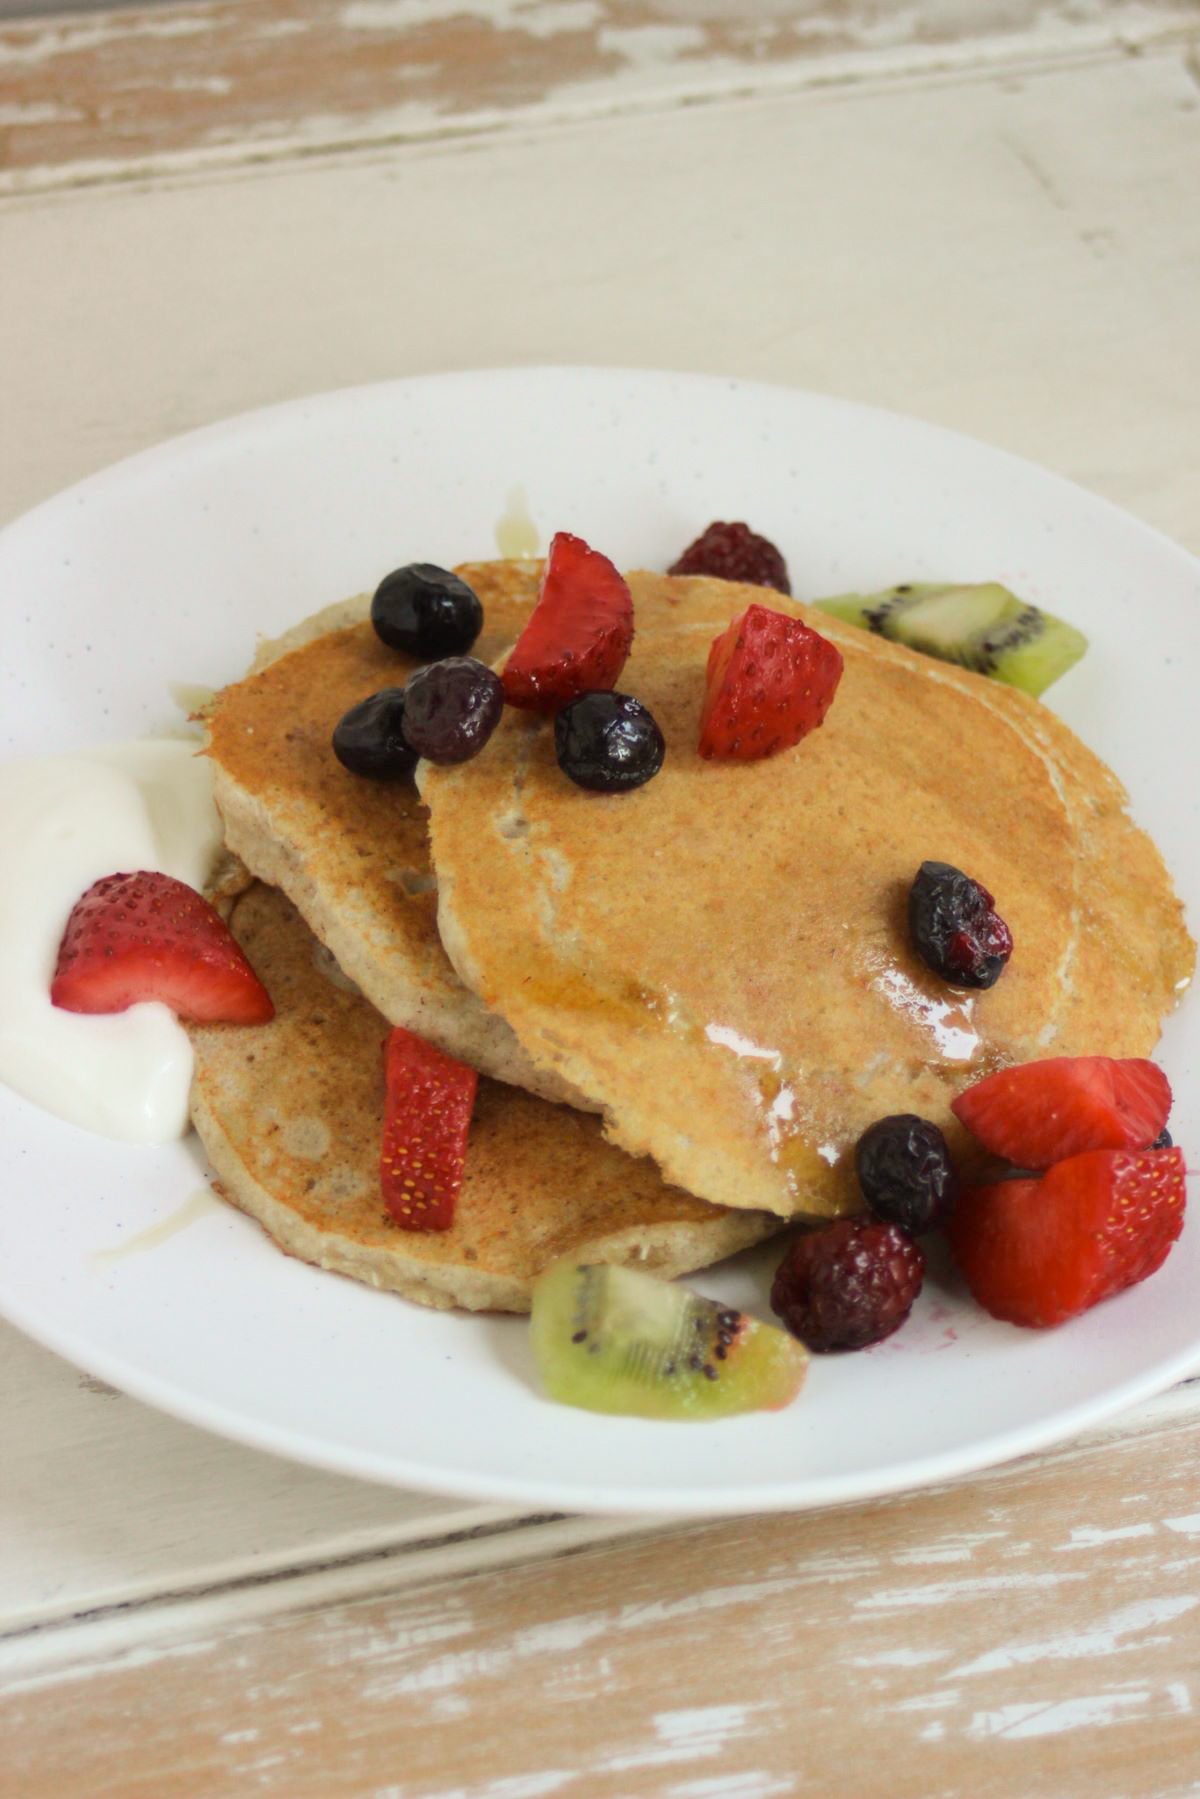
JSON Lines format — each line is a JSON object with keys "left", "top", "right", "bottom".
{"left": 530, "top": 1259, "right": 807, "bottom": 1421}
{"left": 815, "top": 582, "right": 1087, "bottom": 698}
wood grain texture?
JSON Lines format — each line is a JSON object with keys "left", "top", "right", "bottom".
{"left": 2, "top": 38, "right": 1198, "bottom": 541}
{"left": 0, "top": 1318, "right": 521, "bottom": 1635}
{"left": 4, "top": 1409, "right": 1200, "bottom": 1796}
{"left": 1, "top": 0, "right": 1198, "bottom": 183}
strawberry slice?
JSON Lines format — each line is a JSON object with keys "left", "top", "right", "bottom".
{"left": 51, "top": 871, "right": 273, "bottom": 1024}
{"left": 501, "top": 531, "right": 634, "bottom": 713}
{"left": 951, "top": 1056, "right": 1171, "bottom": 1168}
{"left": 380, "top": 1026, "right": 477, "bottom": 1231}
{"left": 948, "top": 1145, "right": 1186, "bottom": 1327}
{"left": 698, "top": 603, "right": 843, "bottom": 761}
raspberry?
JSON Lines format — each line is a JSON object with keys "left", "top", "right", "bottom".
{"left": 669, "top": 522, "right": 790, "bottom": 594}
{"left": 770, "top": 1219, "right": 924, "bottom": 1352}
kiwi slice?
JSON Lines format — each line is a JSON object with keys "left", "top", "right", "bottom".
{"left": 529, "top": 1259, "right": 807, "bottom": 1421}
{"left": 815, "top": 582, "right": 1087, "bottom": 697}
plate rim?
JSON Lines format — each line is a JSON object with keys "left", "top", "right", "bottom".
{"left": 2, "top": 362, "right": 1198, "bottom": 1517}
{"left": 4, "top": 362, "right": 1200, "bottom": 586}
{"left": 2, "top": 1266, "right": 1198, "bottom": 1515}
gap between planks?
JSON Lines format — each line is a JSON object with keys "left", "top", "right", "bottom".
{"left": 5, "top": 1407, "right": 1200, "bottom": 1796}
{"left": 4, "top": 1388, "right": 1199, "bottom": 1686}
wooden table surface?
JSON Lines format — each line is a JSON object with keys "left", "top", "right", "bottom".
{"left": 3, "top": 3, "right": 1200, "bottom": 1793}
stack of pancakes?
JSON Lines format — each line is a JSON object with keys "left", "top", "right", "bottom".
{"left": 190, "top": 562, "right": 1193, "bottom": 1312}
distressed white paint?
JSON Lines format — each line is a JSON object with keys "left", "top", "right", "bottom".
{"left": 0, "top": 101, "right": 75, "bottom": 124}
{"left": 0, "top": 12, "right": 211, "bottom": 64}
{"left": 3, "top": 0, "right": 1199, "bottom": 197}
{"left": 339, "top": 0, "right": 604, "bottom": 33}
{"left": 603, "top": 1703, "right": 772, "bottom": 1772}
{"left": 851, "top": 1647, "right": 950, "bottom": 1669}
{"left": 966, "top": 1689, "right": 1154, "bottom": 1739}
{"left": 860, "top": 1571, "right": 1086, "bottom": 1613}
{"left": 668, "top": 1779, "right": 796, "bottom": 1799}
{"left": 953, "top": 1596, "right": 1200, "bottom": 1676}
{"left": 1058, "top": 1521, "right": 1158, "bottom": 1550}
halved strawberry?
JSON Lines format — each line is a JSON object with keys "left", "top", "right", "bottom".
{"left": 948, "top": 1145, "right": 1186, "bottom": 1327}
{"left": 380, "top": 1026, "right": 477, "bottom": 1231}
{"left": 501, "top": 531, "right": 634, "bottom": 714}
{"left": 951, "top": 1056, "right": 1171, "bottom": 1168}
{"left": 698, "top": 603, "right": 843, "bottom": 761}
{"left": 51, "top": 871, "right": 273, "bottom": 1024}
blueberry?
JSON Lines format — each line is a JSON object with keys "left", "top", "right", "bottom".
{"left": 554, "top": 691, "right": 665, "bottom": 793}
{"left": 855, "top": 1113, "right": 958, "bottom": 1235}
{"left": 1151, "top": 1127, "right": 1173, "bottom": 1149}
{"left": 908, "top": 860, "right": 1013, "bottom": 988}
{"left": 371, "top": 564, "right": 483, "bottom": 660}
{"left": 332, "top": 688, "right": 418, "bottom": 779}
{"left": 401, "top": 657, "right": 504, "bottom": 764}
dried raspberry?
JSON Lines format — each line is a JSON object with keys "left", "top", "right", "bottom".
{"left": 669, "top": 522, "right": 790, "bottom": 594}
{"left": 770, "top": 1219, "right": 924, "bottom": 1352}
{"left": 908, "top": 860, "right": 1012, "bottom": 989}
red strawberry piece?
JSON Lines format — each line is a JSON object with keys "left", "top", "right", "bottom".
{"left": 669, "top": 521, "right": 791, "bottom": 594}
{"left": 501, "top": 531, "right": 634, "bottom": 714}
{"left": 51, "top": 871, "right": 273, "bottom": 1024}
{"left": 698, "top": 602, "right": 844, "bottom": 761}
{"left": 380, "top": 1026, "right": 477, "bottom": 1232}
{"left": 948, "top": 1146, "right": 1186, "bottom": 1327}
{"left": 951, "top": 1056, "right": 1171, "bottom": 1169}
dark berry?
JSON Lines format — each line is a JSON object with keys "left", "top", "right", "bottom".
{"left": 855, "top": 1113, "right": 959, "bottom": 1235}
{"left": 331, "top": 688, "right": 418, "bottom": 779}
{"left": 770, "top": 1218, "right": 924, "bottom": 1352}
{"left": 908, "top": 860, "right": 1013, "bottom": 988}
{"left": 554, "top": 691, "right": 665, "bottom": 793}
{"left": 669, "top": 521, "right": 790, "bottom": 594}
{"left": 1151, "top": 1127, "right": 1173, "bottom": 1149}
{"left": 371, "top": 564, "right": 483, "bottom": 660}
{"left": 401, "top": 657, "right": 503, "bottom": 764}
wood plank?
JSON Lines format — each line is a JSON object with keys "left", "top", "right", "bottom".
{"left": 0, "top": 1319, "right": 519, "bottom": 1635}
{"left": 4, "top": 1409, "right": 1200, "bottom": 1796}
{"left": 2, "top": 40, "right": 1198, "bottom": 541}
{"left": 1, "top": 0, "right": 1197, "bottom": 184}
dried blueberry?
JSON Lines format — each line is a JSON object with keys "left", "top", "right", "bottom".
{"left": 331, "top": 688, "right": 418, "bottom": 779}
{"left": 855, "top": 1113, "right": 958, "bottom": 1235}
{"left": 401, "top": 657, "right": 504, "bottom": 764}
{"left": 908, "top": 860, "right": 1013, "bottom": 988}
{"left": 770, "top": 1218, "right": 924, "bottom": 1352}
{"left": 371, "top": 564, "right": 483, "bottom": 660}
{"left": 554, "top": 691, "right": 665, "bottom": 793}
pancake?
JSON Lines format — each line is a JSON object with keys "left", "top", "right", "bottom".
{"left": 419, "top": 570, "right": 1194, "bottom": 1219}
{"left": 203, "top": 575, "right": 583, "bottom": 1104}
{"left": 187, "top": 881, "right": 777, "bottom": 1313}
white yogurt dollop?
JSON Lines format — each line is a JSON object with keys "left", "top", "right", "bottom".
{"left": 0, "top": 741, "right": 223, "bottom": 1142}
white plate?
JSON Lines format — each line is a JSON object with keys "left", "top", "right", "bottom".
{"left": 2, "top": 368, "right": 1198, "bottom": 1517}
